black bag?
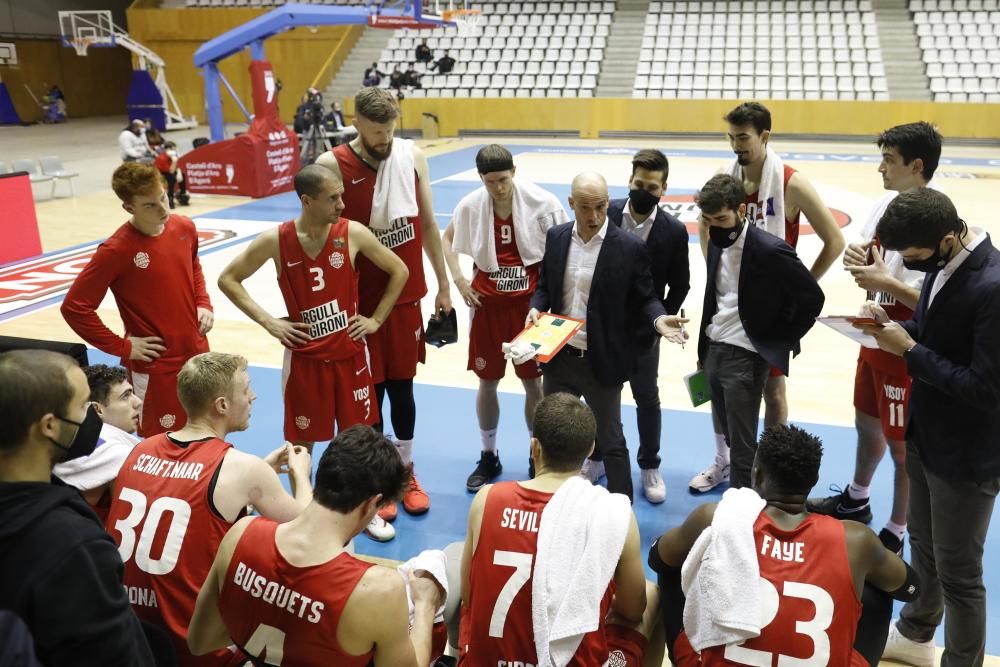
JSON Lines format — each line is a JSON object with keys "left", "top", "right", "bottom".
{"left": 425, "top": 309, "right": 458, "bottom": 348}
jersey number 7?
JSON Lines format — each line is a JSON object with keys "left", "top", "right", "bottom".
{"left": 489, "top": 550, "right": 534, "bottom": 638}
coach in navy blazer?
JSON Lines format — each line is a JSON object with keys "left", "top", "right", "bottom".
{"left": 696, "top": 175, "right": 824, "bottom": 490}
{"left": 605, "top": 148, "right": 690, "bottom": 500}
{"left": 863, "top": 189, "right": 1000, "bottom": 665}
{"left": 529, "top": 172, "right": 685, "bottom": 501}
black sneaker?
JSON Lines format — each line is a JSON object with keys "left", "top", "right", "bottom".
{"left": 806, "top": 484, "right": 873, "bottom": 524}
{"left": 466, "top": 451, "right": 502, "bottom": 492}
{"left": 878, "top": 528, "right": 905, "bottom": 556}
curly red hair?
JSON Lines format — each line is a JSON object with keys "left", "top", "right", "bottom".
{"left": 112, "top": 162, "right": 165, "bottom": 203}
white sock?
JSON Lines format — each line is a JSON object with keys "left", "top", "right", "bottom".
{"left": 714, "top": 433, "right": 730, "bottom": 463}
{"left": 847, "top": 482, "right": 870, "bottom": 501}
{"left": 480, "top": 428, "right": 498, "bottom": 453}
{"left": 395, "top": 439, "right": 413, "bottom": 466}
{"left": 884, "top": 520, "right": 906, "bottom": 539}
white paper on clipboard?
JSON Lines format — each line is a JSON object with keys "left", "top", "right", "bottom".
{"left": 817, "top": 316, "right": 881, "bottom": 349}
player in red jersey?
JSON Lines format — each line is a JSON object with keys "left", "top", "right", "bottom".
{"left": 53, "top": 364, "right": 142, "bottom": 524}
{"left": 62, "top": 162, "right": 214, "bottom": 438}
{"left": 459, "top": 393, "right": 663, "bottom": 667}
{"left": 218, "top": 164, "right": 407, "bottom": 542}
{"left": 652, "top": 424, "right": 920, "bottom": 667}
{"left": 691, "top": 102, "right": 846, "bottom": 493}
{"left": 808, "top": 122, "right": 943, "bottom": 557}
{"left": 106, "top": 352, "right": 313, "bottom": 666}
{"left": 316, "top": 87, "right": 453, "bottom": 521}
{"left": 188, "top": 424, "right": 446, "bottom": 666}
{"left": 442, "top": 144, "right": 568, "bottom": 492}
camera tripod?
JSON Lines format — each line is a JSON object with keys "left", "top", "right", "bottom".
{"left": 299, "top": 121, "right": 331, "bottom": 165}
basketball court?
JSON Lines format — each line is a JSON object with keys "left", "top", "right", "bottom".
{"left": 2, "top": 119, "right": 1000, "bottom": 659}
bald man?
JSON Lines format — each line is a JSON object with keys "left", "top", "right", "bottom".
{"left": 528, "top": 172, "right": 687, "bottom": 501}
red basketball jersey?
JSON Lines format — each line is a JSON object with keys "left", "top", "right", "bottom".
{"left": 107, "top": 435, "right": 239, "bottom": 667}
{"left": 747, "top": 164, "right": 801, "bottom": 248}
{"left": 277, "top": 219, "right": 362, "bottom": 361}
{"left": 859, "top": 235, "right": 915, "bottom": 376}
{"left": 218, "top": 517, "right": 376, "bottom": 667}
{"left": 470, "top": 213, "right": 540, "bottom": 300}
{"left": 331, "top": 144, "right": 427, "bottom": 312}
{"left": 699, "top": 512, "right": 863, "bottom": 666}
{"left": 459, "top": 482, "right": 613, "bottom": 666}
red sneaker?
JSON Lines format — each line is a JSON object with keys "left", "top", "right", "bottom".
{"left": 378, "top": 502, "right": 398, "bottom": 522}
{"left": 402, "top": 465, "right": 430, "bottom": 515}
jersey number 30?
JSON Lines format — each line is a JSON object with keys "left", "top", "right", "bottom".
{"left": 113, "top": 487, "right": 192, "bottom": 576}
{"left": 724, "top": 577, "right": 835, "bottom": 666}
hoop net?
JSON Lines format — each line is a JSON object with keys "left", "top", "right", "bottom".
{"left": 70, "top": 37, "right": 96, "bottom": 56}
{"left": 443, "top": 8, "right": 482, "bottom": 36}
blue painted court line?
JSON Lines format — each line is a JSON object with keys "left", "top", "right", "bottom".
{"left": 86, "top": 350, "right": 1000, "bottom": 651}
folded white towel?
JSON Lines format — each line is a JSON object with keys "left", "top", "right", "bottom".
{"left": 398, "top": 549, "right": 449, "bottom": 623}
{"left": 726, "top": 145, "right": 786, "bottom": 241}
{"left": 532, "top": 476, "right": 632, "bottom": 667}
{"left": 370, "top": 137, "right": 419, "bottom": 231}
{"left": 680, "top": 487, "right": 767, "bottom": 652}
{"left": 451, "top": 179, "right": 567, "bottom": 272}
{"left": 53, "top": 423, "right": 139, "bottom": 491}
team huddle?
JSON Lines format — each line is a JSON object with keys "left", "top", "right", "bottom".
{"left": 2, "top": 86, "right": 997, "bottom": 667}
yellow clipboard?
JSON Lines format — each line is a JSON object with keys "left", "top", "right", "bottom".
{"left": 510, "top": 313, "right": 584, "bottom": 362}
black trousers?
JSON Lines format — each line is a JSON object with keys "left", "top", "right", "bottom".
{"left": 542, "top": 348, "right": 632, "bottom": 501}
{"left": 704, "top": 341, "right": 769, "bottom": 489}
{"left": 164, "top": 171, "right": 187, "bottom": 205}
{"left": 628, "top": 338, "right": 661, "bottom": 470}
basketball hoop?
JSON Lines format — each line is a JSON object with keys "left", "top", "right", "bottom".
{"left": 443, "top": 8, "right": 482, "bottom": 36}
{"left": 69, "top": 37, "right": 96, "bottom": 56}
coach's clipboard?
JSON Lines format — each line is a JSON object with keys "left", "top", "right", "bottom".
{"left": 511, "top": 313, "right": 584, "bottom": 363}
{"left": 816, "top": 316, "right": 882, "bottom": 349}
{"left": 684, "top": 369, "right": 711, "bottom": 407}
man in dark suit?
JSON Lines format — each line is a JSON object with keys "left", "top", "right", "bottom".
{"left": 528, "top": 172, "right": 688, "bottom": 501}
{"left": 607, "top": 149, "right": 690, "bottom": 504}
{"left": 859, "top": 188, "right": 1000, "bottom": 667}
{"left": 696, "top": 174, "right": 824, "bottom": 490}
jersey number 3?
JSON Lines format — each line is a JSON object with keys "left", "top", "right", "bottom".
{"left": 724, "top": 577, "right": 835, "bottom": 666}
{"left": 309, "top": 267, "right": 325, "bottom": 292}
{"left": 112, "top": 487, "right": 192, "bottom": 576}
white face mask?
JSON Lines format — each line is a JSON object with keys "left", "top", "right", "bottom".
{"left": 166, "top": 150, "right": 178, "bottom": 158}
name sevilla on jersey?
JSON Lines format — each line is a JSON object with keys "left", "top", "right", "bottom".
{"left": 372, "top": 218, "right": 416, "bottom": 249}
{"left": 300, "top": 299, "right": 348, "bottom": 338}
{"left": 500, "top": 508, "right": 540, "bottom": 533}
{"left": 488, "top": 266, "right": 530, "bottom": 293}
{"left": 232, "top": 561, "right": 325, "bottom": 623}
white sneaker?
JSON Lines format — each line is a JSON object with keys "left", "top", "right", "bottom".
{"left": 689, "top": 458, "right": 730, "bottom": 493}
{"left": 881, "top": 621, "right": 936, "bottom": 667}
{"left": 642, "top": 469, "right": 667, "bottom": 504}
{"left": 364, "top": 515, "right": 396, "bottom": 542}
{"left": 580, "top": 459, "right": 606, "bottom": 483}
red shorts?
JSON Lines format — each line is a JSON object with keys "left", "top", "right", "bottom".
{"left": 282, "top": 348, "right": 378, "bottom": 442}
{"left": 366, "top": 300, "right": 426, "bottom": 384}
{"left": 468, "top": 297, "right": 541, "bottom": 380}
{"left": 854, "top": 356, "right": 910, "bottom": 442}
{"left": 606, "top": 624, "right": 647, "bottom": 666}
{"left": 768, "top": 366, "right": 785, "bottom": 379}
{"left": 130, "top": 370, "right": 186, "bottom": 437}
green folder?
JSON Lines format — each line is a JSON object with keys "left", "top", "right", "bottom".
{"left": 684, "top": 369, "right": 711, "bottom": 407}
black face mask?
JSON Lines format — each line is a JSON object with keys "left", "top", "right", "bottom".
{"left": 709, "top": 218, "right": 745, "bottom": 249}
{"left": 902, "top": 236, "right": 955, "bottom": 273}
{"left": 51, "top": 405, "right": 103, "bottom": 462}
{"left": 628, "top": 188, "right": 660, "bottom": 216}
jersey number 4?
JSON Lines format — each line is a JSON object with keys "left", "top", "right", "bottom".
{"left": 112, "top": 487, "right": 192, "bottom": 576}
{"left": 724, "top": 577, "right": 835, "bottom": 666}
{"left": 489, "top": 550, "right": 534, "bottom": 638}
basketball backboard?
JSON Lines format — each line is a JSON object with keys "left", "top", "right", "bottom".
{"left": 58, "top": 10, "right": 116, "bottom": 56}
{"left": 0, "top": 42, "right": 16, "bottom": 66}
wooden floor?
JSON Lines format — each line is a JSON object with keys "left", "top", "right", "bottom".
{"left": 5, "top": 119, "right": 1000, "bottom": 665}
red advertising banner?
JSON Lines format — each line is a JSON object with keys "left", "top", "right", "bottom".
{"left": 367, "top": 14, "right": 440, "bottom": 29}
{"left": 179, "top": 60, "right": 299, "bottom": 198}
{"left": 0, "top": 173, "right": 43, "bottom": 265}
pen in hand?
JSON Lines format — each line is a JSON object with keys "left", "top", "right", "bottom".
{"left": 680, "top": 308, "right": 687, "bottom": 348}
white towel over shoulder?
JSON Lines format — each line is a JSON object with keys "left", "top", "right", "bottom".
{"left": 680, "top": 487, "right": 767, "bottom": 651}
{"left": 398, "top": 549, "right": 449, "bottom": 624}
{"left": 532, "top": 476, "right": 632, "bottom": 667}
{"left": 451, "top": 179, "right": 567, "bottom": 272}
{"left": 370, "top": 137, "right": 419, "bottom": 231}
{"left": 726, "top": 145, "right": 786, "bottom": 240}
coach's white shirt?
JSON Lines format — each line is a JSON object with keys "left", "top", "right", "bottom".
{"left": 928, "top": 228, "right": 987, "bottom": 307}
{"left": 621, "top": 205, "right": 654, "bottom": 243}
{"left": 706, "top": 223, "right": 756, "bottom": 353}
{"left": 562, "top": 220, "right": 608, "bottom": 350}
